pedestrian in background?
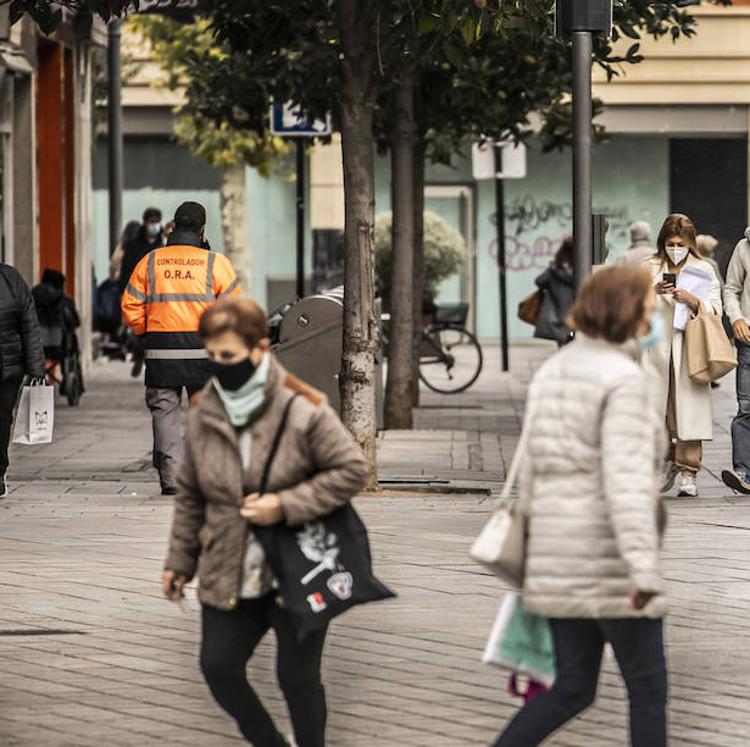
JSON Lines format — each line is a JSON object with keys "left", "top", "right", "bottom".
{"left": 617, "top": 220, "right": 656, "bottom": 266}
{"left": 721, "top": 227, "right": 750, "bottom": 494}
{"left": 162, "top": 298, "right": 367, "bottom": 747}
{"left": 533, "top": 237, "right": 574, "bottom": 346}
{"left": 118, "top": 207, "right": 165, "bottom": 295}
{"left": 0, "top": 263, "right": 44, "bottom": 497}
{"left": 121, "top": 201, "right": 241, "bottom": 495}
{"left": 108, "top": 220, "right": 142, "bottom": 282}
{"left": 641, "top": 213, "right": 722, "bottom": 498}
{"left": 696, "top": 233, "right": 724, "bottom": 288}
{"left": 492, "top": 266, "right": 667, "bottom": 747}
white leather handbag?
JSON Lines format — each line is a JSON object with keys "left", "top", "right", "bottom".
{"left": 470, "top": 408, "right": 533, "bottom": 588}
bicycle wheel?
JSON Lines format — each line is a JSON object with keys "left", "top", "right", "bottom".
{"left": 418, "top": 323, "right": 483, "bottom": 394}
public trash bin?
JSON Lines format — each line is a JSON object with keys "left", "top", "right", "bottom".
{"left": 271, "top": 287, "right": 384, "bottom": 427}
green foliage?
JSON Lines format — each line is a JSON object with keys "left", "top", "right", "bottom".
{"left": 129, "top": 15, "right": 288, "bottom": 172}
{"left": 374, "top": 211, "right": 464, "bottom": 303}
{"left": 206, "top": 0, "right": 729, "bottom": 164}
{"left": 9, "top": 0, "right": 131, "bottom": 32}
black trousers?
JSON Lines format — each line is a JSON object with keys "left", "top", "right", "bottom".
{"left": 493, "top": 617, "right": 667, "bottom": 747}
{"left": 0, "top": 375, "right": 23, "bottom": 476}
{"left": 201, "top": 594, "right": 328, "bottom": 747}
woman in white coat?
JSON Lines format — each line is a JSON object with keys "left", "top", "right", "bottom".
{"left": 641, "top": 213, "right": 722, "bottom": 498}
{"left": 492, "top": 267, "right": 667, "bottom": 747}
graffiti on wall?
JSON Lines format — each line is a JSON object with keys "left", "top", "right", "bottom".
{"left": 488, "top": 195, "right": 633, "bottom": 272}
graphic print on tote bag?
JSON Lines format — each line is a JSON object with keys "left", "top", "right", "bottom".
{"left": 296, "top": 522, "right": 355, "bottom": 606}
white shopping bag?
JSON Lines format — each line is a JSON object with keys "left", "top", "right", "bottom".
{"left": 12, "top": 384, "right": 54, "bottom": 444}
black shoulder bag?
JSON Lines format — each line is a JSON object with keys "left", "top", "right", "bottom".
{"left": 254, "top": 395, "right": 395, "bottom": 639}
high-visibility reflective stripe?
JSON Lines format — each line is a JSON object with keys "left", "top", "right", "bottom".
{"left": 148, "top": 250, "right": 156, "bottom": 296}
{"left": 206, "top": 252, "right": 216, "bottom": 296}
{"left": 146, "top": 293, "right": 216, "bottom": 303}
{"left": 126, "top": 282, "right": 147, "bottom": 301}
{"left": 219, "top": 278, "right": 239, "bottom": 297}
{"left": 145, "top": 349, "right": 209, "bottom": 360}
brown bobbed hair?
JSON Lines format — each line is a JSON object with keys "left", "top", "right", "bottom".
{"left": 569, "top": 266, "right": 653, "bottom": 344}
{"left": 656, "top": 213, "right": 699, "bottom": 263}
{"left": 199, "top": 298, "right": 268, "bottom": 349}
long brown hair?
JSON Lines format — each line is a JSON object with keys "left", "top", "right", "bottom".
{"left": 655, "top": 213, "right": 700, "bottom": 264}
{"left": 569, "top": 266, "right": 652, "bottom": 344}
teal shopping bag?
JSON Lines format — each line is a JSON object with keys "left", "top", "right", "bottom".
{"left": 483, "top": 592, "right": 555, "bottom": 687}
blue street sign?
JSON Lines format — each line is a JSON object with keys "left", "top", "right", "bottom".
{"left": 270, "top": 103, "right": 332, "bottom": 138}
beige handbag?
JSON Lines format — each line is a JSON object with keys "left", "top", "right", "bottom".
{"left": 470, "top": 408, "right": 533, "bottom": 588}
{"left": 685, "top": 307, "right": 737, "bottom": 383}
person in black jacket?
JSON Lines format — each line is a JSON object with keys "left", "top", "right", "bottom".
{"left": 118, "top": 207, "right": 165, "bottom": 295}
{"left": 533, "top": 237, "right": 575, "bottom": 347}
{"left": 0, "top": 263, "right": 44, "bottom": 496}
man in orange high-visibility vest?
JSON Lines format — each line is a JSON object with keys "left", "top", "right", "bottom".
{"left": 122, "top": 201, "right": 241, "bottom": 494}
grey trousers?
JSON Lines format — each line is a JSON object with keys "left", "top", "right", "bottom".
{"left": 732, "top": 342, "right": 750, "bottom": 477}
{"left": 145, "top": 386, "right": 199, "bottom": 490}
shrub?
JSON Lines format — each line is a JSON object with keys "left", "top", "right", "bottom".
{"left": 374, "top": 210, "right": 465, "bottom": 304}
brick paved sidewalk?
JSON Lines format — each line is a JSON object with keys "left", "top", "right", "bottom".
{"left": 0, "top": 347, "right": 749, "bottom": 746}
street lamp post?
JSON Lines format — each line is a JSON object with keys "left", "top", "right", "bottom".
{"left": 572, "top": 30, "right": 593, "bottom": 291}
{"left": 107, "top": 20, "right": 123, "bottom": 257}
{"left": 556, "top": 0, "right": 612, "bottom": 290}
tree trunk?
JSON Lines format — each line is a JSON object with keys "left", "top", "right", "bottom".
{"left": 411, "top": 136, "right": 426, "bottom": 407}
{"left": 336, "top": 1, "right": 379, "bottom": 489}
{"left": 218, "top": 164, "right": 251, "bottom": 296}
{"left": 385, "top": 70, "right": 416, "bottom": 429}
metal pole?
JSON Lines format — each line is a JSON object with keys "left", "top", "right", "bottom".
{"left": 296, "top": 139, "right": 305, "bottom": 299}
{"left": 572, "top": 30, "right": 593, "bottom": 291}
{"left": 494, "top": 144, "right": 509, "bottom": 372}
{"left": 107, "top": 20, "right": 123, "bottom": 257}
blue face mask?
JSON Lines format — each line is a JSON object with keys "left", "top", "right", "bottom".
{"left": 639, "top": 312, "right": 663, "bottom": 351}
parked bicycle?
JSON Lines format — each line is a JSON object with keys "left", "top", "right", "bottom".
{"left": 382, "top": 302, "right": 483, "bottom": 394}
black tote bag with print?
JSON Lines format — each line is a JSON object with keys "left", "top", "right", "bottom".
{"left": 254, "top": 395, "right": 395, "bottom": 637}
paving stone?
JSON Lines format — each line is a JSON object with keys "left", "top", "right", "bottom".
{"left": 0, "top": 349, "right": 747, "bottom": 745}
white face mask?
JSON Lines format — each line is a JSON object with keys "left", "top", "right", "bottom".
{"left": 666, "top": 245, "right": 688, "bottom": 265}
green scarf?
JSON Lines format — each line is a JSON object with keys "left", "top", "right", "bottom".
{"left": 213, "top": 353, "right": 270, "bottom": 427}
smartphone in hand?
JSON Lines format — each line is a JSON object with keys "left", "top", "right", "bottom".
{"left": 662, "top": 272, "right": 676, "bottom": 286}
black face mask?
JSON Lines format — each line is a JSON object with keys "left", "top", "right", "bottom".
{"left": 212, "top": 357, "right": 257, "bottom": 391}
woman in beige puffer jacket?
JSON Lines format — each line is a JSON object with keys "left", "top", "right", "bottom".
{"left": 493, "top": 266, "right": 668, "bottom": 747}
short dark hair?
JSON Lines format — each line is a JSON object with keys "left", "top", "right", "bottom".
{"left": 142, "top": 207, "right": 162, "bottom": 224}
{"left": 174, "top": 201, "right": 206, "bottom": 233}
{"left": 42, "top": 268, "right": 65, "bottom": 290}
{"left": 569, "top": 266, "right": 652, "bottom": 344}
{"left": 554, "top": 236, "right": 573, "bottom": 269}
{"left": 199, "top": 298, "right": 268, "bottom": 349}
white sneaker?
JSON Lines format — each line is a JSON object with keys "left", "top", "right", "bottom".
{"left": 677, "top": 473, "right": 698, "bottom": 497}
{"left": 660, "top": 461, "right": 679, "bottom": 494}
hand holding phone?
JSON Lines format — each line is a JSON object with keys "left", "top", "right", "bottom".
{"left": 657, "top": 272, "right": 676, "bottom": 295}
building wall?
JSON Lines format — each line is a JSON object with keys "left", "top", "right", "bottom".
{"left": 91, "top": 134, "right": 671, "bottom": 342}
{"left": 371, "top": 136, "right": 669, "bottom": 341}
{"left": 91, "top": 138, "right": 301, "bottom": 309}
{"left": 593, "top": 5, "right": 750, "bottom": 106}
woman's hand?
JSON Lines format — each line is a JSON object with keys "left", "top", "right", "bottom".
{"left": 629, "top": 587, "right": 656, "bottom": 611}
{"left": 241, "top": 492, "right": 284, "bottom": 525}
{"left": 162, "top": 570, "right": 188, "bottom": 602}
{"left": 655, "top": 280, "right": 674, "bottom": 296}
{"left": 672, "top": 288, "right": 699, "bottom": 313}
{"left": 734, "top": 319, "right": 750, "bottom": 345}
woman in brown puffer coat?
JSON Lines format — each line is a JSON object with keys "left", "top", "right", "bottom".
{"left": 162, "top": 297, "right": 367, "bottom": 747}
